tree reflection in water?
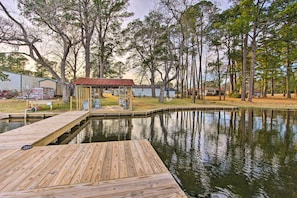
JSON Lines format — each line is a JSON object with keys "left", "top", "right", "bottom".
{"left": 61, "top": 109, "right": 297, "bottom": 197}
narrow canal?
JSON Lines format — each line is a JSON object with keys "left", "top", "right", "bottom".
{"left": 1, "top": 109, "right": 297, "bottom": 197}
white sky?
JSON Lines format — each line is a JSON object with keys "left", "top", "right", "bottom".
{"left": 128, "top": 0, "right": 231, "bottom": 20}
{"left": 129, "top": 0, "right": 155, "bottom": 20}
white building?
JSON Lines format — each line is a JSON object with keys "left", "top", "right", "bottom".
{"left": 0, "top": 71, "right": 60, "bottom": 98}
{"left": 0, "top": 71, "right": 44, "bottom": 92}
{"left": 113, "top": 85, "right": 176, "bottom": 98}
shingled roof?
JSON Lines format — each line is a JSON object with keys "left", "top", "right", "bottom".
{"left": 73, "top": 78, "right": 135, "bottom": 87}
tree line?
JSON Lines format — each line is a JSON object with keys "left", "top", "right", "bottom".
{"left": 0, "top": 0, "right": 296, "bottom": 103}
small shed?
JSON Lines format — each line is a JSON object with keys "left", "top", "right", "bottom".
{"left": 39, "top": 78, "right": 62, "bottom": 96}
{"left": 73, "top": 78, "right": 135, "bottom": 111}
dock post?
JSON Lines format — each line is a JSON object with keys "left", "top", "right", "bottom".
{"left": 70, "top": 96, "right": 73, "bottom": 111}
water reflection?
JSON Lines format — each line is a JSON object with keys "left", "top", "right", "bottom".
{"left": 58, "top": 109, "right": 297, "bottom": 197}
{"left": 0, "top": 119, "right": 38, "bottom": 133}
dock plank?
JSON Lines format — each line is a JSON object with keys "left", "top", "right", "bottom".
{"left": 133, "top": 140, "right": 154, "bottom": 175}
{"left": 15, "top": 146, "right": 63, "bottom": 190}
{"left": 46, "top": 144, "right": 87, "bottom": 187}
{"left": 0, "top": 111, "right": 89, "bottom": 150}
{"left": 80, "top": 143, "right": 102, "bottom": 183}
{"left": 0, "top": 149, "right": 42, "bottom": 191}
{"left": 124, "top": 140, "right": 137, "bottom": 177}
{"left": 12, "top": 147, "right": 72, "bottom": 190}
{"left": 118, "top": 141, "right": 128, "bottom": 178}
{"left": 100, "top": 141, "right": 113, "bottom": 180}
{"left": 140, "top": 140, "right": 168, "bottom": 174}
{"left": 70, "top": 143, "right": 96, "bottom": 184}
{"left": 0, "top": 173, "right": 186, "bottom": 198}
{"left": 110, "top": 141, "right": 119, "bottom": 179}
{"left": 91, "top": 142, "right": 107, "bottom": 182}
{"left": 0, "top": 140, "right": 186, "bottom": 197}
{"left": 45, "top": 144, "right": 83, "bottom": 187}
{"left": 129, "top": 140, "right": 145, "bottom": 176}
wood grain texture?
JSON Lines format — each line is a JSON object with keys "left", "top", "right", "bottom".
{"left": 0, "top": 111, "right": 89, "bottom": 149}
{"left": 0, "top": 140, "right": 186, "bottom": 197}
{"left": 0, "top": 173, "right": 186, "bottom": 198}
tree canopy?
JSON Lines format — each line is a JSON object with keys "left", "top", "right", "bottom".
{"left": 0, "top": 0, "right": 296, "bottom": 102}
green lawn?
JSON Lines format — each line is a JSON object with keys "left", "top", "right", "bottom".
{"left": 1, "top": 94, "right": 297, "bottom": 113}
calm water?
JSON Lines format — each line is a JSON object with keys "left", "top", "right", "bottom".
{"left": 56, "top": 109, "right": 297, "bottom": 197}
{"left": 0, "top": 119, "right": 38, "bottom": 133}
{"left": 2, "top": 109, "right": 297, "bottom": 197}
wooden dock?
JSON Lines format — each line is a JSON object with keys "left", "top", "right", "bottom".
{"left": 0, "top": 111, "right": 89, "bottom": 150}
{"left": 0, "top": 140, "right": 186, "bottom": 197}
{"left": 90, "top": 105, "right": 239, "bottom": 117}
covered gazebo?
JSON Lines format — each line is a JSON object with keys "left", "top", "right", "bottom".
{"left": 73, "top": 78, "right": 135, "bottom": 111}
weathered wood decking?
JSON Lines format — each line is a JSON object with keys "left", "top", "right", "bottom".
{"left": 0, "top": 140, "right": 186, "bottom": 197}
{"left": 0, "top": 111, "right": 89, "bottom": 150}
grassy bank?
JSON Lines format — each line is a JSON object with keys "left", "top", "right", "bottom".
{"left": 1, "top": 94, "right": 297, "bottom": 113}
{"left": 208, "top": 94, "right": 297, "bottom": 110}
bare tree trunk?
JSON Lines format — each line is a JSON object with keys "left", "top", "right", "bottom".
{"left": 79, "top": 0, "right": 95, "bottom": 78}
{"left": 263, "top": 77, "right": 268, "bottom": 97}
{"left": 286, "top": 44, "right": 291, "bottom": 98}
{"left": 230, "top": 60, "right": 235, "bottom": 93}
{"left": 248, "top": 19, "right": 259, "bottom": 102}
{"left": 159, "top": 85, "right": 165, "bottom": 103}
{"left": 241, "top": 33, "right": 248, "bottom": 101}
{"left": 271, "top": 77, "right": 274, "bottom": 96}
{"left": 185, "top": 46, "right": 189, "bottom": 98}
{"left": 150, "top": 68, "right": 156, "bottom": 98}
{"left": 216, "top": 46, "right": 221, "bottom": 101}
{"left": 61, "top": 81, "right": 71, "bottom": 102}
{"left": 227, "top": 37, "right": 234, "bottom": 94}
{"left": 197, "top": 37, "right": 203, "bottom": 100}
{"left": 191, "top": 49, "right": 196, "bottom": 103}
{"left": 85, "top": 38, "right": 91, "bottom": 77}
{"left": 176, "top": 64, "right": 180, "bottom": 98}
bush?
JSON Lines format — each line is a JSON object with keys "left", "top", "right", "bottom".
{"left": 229, "top": 92, "right": 241, "bottom": 98}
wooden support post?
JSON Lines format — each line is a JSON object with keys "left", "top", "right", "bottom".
{"left": 75, "top": 86, "right": 79, "bottom": 110}
{"left": 88, "top": 86, "right": 92, "bottom": 112}
{"left": 70, "top": 96, "right": 72, "bottom": 111}
{"left": 129, "top": 87, "right": 133, "bottom": 110}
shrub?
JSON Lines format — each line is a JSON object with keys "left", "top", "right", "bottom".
{"left": 229, "top": 92, "right": 241, "bottom": 98}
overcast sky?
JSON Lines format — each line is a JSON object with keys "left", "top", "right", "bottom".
{"left": 1, "top": 0, "right": 232, "bottom": 77}
{"left": 128, "top": 0, "right": 231, "bottom": 21}
{"left": 1, "top": 0, "right": 231, "bottom": 22}
{"left": 129, "top": 0, "right": 155, "bottom": 20}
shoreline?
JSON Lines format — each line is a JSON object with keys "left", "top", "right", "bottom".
{"left": 3, "top": 104, "right": 297, "bottom": 120}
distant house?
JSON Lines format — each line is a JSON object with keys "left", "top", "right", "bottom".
{"left": 131, "top": 85, "right": 176, "bottom": 97}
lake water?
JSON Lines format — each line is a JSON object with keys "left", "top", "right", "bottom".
{"left": 1, "top": 109, "right": 297, "bottom": 197}
{"left": 0, "top": 119, "right": 38, "bottom": 133}
{"left": 55, "top": 109, "right": 297, "bottom": 197}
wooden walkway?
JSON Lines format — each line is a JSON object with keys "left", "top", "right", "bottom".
{"left": 0, "top": 140, "right": 186, "bottom": 197}
{"left": 0, "top": 111, "right": 89, "bottom": 150}
{"left": 91, "top": 105, "right": 238, "bottom": 117}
